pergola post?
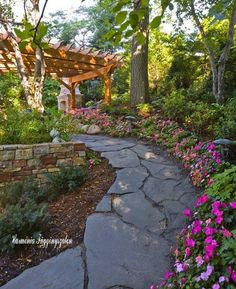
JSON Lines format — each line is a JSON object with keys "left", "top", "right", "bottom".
{"left": 104, "top": 74, "right": 111, "bottom": 104}
{"left": 70, "top": 86, "right": 76, "bottom": 110}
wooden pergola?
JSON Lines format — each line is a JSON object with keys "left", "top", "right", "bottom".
{"left": 0, "top": 33, "right": 122, "bottom": 108}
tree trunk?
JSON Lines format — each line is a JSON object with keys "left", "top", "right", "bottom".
{"left": 216, "top": 3, "right": 236, "bottom": 104}
{"left": 190, "top": 0, "right": 236, "bottom": 104}
{"left": 130, "top": 0, "right": 149, "bottom": 107}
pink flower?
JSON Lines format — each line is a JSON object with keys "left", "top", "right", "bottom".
{"left": 196, "top": 255, "right": 204, "bottom": 267}
{"left": 230, "top": 202, "right": 236, "bottom": 209}
{"left": 212, "top": 284, "right": 220, "bottom": 289}
{"left": 181, "top": 277, "right": 186, "bottom": 284}
{"left": 185, "top": 247, "right": 191, "bottom": 257}
{"left": 206, "top": 218, "right": 212, "bottom": 225}
{"left": 184, "top": 208, "right": 191, "bottom": 218}
{"left": 221, "top": 228, "right": 232, "bottom": 238}
{"left": 185, "top": 238, "right": 195, "bottom": 248}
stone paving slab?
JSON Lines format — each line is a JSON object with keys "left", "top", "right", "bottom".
{"left": 0, "top": 247, "right": 84, "bottom": 289}
{"left": 101, "top": 149, "right": 140, "bottom": 168}
{"left": 84, "top": 214, "right": 170, "bottom": 289}
{"left": 112, "top": 191, "right": 166, "bottom": 233}
{"left": 141, "top": 160, "right": 182, "bottom": 180}
{"left": 108, "top": 167, "right": 148, "bottom": 194}
{"left": 96, "top": 195, "right": 112, "bottom": 212}
{"left": 143, "top": 177, "right": 184, "bottom": 203}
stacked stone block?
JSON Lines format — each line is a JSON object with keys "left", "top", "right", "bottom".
{"left": 0, "top": 142, "right": 85, "bottom": 187}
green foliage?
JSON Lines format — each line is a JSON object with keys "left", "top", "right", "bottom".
{"left": 0, "top": 200, "right": 48, "bottom": 252}
{"left": 14, "top": 20, "right": 49, "bottom": 50}
{"left": 0, "top": 178, "right": 46, "bottom": 209}
{"left": 100, "top": 102, "right": 135, "bottom": 116}
{"left": 184, "top": 102, "right": 223, "bottom": 137}
{"left": 43, "top": 77, "right": 60, "bottom": 109}
{"left": 206, "top": 166, "right": 236, "bottom": 202}
{"left": 46, "top": 166, "right": 87, "bottom": 196}
{"left": 0, "top": 72, "right": 24, "bottom": 108}
{"left": 86, "top": 149, "right": 102, "bottom": 166}
{"left": 136, "top": 103, "right": 153, "bottom": 116}
{"left": 219, "top": 235, "right": 236, "bottom": 266}
{"left": 0, "top": 108, "right": 80, "bottom": 145}
{"left": 217, "top": 97, "right": 236, "bottom": 139}
{"left": 163, "top": 90, "right": 192, "bottom": 122}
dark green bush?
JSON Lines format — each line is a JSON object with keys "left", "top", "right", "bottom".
{"left": 216, "top": 97, "right": 236, "bottom": 139}
{"left": 46, "top": 166, "right": 87, "bottom": 197}
{"left": 0, "top": 200, "right": 49, "bottom": 252}
{"left": 0, "top": 178, "right": 47, "bottom": 209}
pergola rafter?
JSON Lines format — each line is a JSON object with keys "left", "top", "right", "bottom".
{"left": 0, "top": 33, "right": 122, "bottom": 108}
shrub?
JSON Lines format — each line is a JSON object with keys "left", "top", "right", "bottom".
{"left": 184, "top": 102, "right": 223, "bottom": 137}
{"left": 0, "top": 108, "right": 80, "bottom": 144}
{"left": 46, "top": 166, "right": 87, "bottom": 197}
{"left": 163, "top": 90, "right": 192, "bottom": 122}
{"left": 0, "top": 200, "right": 49, "bottom": 252}
{"left": 136, "top": 103, "right": 153, "bottom": 117}
{"left": 100, "top": 103, "right": 135, "bottom": 117}
{"left": 217, "top": 97, "right": 236, "bottom": 139}
{"left": 0, "top": 178, "right": 47, "bottom": 209}
{"left": 0, "top": 72, "right": 24, "bottom": 108}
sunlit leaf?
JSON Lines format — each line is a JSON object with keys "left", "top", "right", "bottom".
{"left": 115, "top": 11, "right": 127, "bottom": 25}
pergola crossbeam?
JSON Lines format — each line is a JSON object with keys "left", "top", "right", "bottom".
{"left": 0, "top": 33, "right": 122, "bottom": 107}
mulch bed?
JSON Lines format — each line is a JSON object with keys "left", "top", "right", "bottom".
{"left": 0, "top": 158, "right": 116, "bottom": 286}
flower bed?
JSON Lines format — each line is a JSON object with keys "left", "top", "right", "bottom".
{"left": 71, "top": 108, "right": 236, "bottom": 288}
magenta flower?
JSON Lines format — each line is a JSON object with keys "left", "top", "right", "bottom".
{"left": 185, "top": 238, "right": 195, "bottom": 248}
{"left": 205, "top": 227, "right": 216, "bottom": 235}
{"left": 231, "top": 271, "right": 236, "bottom": 283}
{"left": 215, "top": 216, "right": 223, "bottom": 224}
{"left": 184, "top": 208, "right": 191, "bottom": 218}
{"left": 230, "top": 202, "right": 236, "bottom": 209}
{"left": 195, "top": 195, "right": 210, "bottom": 207}
{"left": 164, "top": 271, "right": 174, "bottom": 280}
{"left": 181, "top": 277, "right": 186, "bottom": 284}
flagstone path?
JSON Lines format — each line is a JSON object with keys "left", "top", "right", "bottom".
{"left": 1, "top": 135, "right": 196, "bottom": 289}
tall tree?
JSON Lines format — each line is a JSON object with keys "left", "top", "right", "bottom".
{"left": 130, "top": 0, "right": 149, "bottom": 106}
{"left": 177, "top": 0, "right": 236, "bottom": 104}
{"left": 0, "top": 0, "right": 48, "bottom": 112}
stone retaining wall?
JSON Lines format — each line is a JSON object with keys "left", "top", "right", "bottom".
{"left": 0, "top": 142, "right": 86, "bottom": 187}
